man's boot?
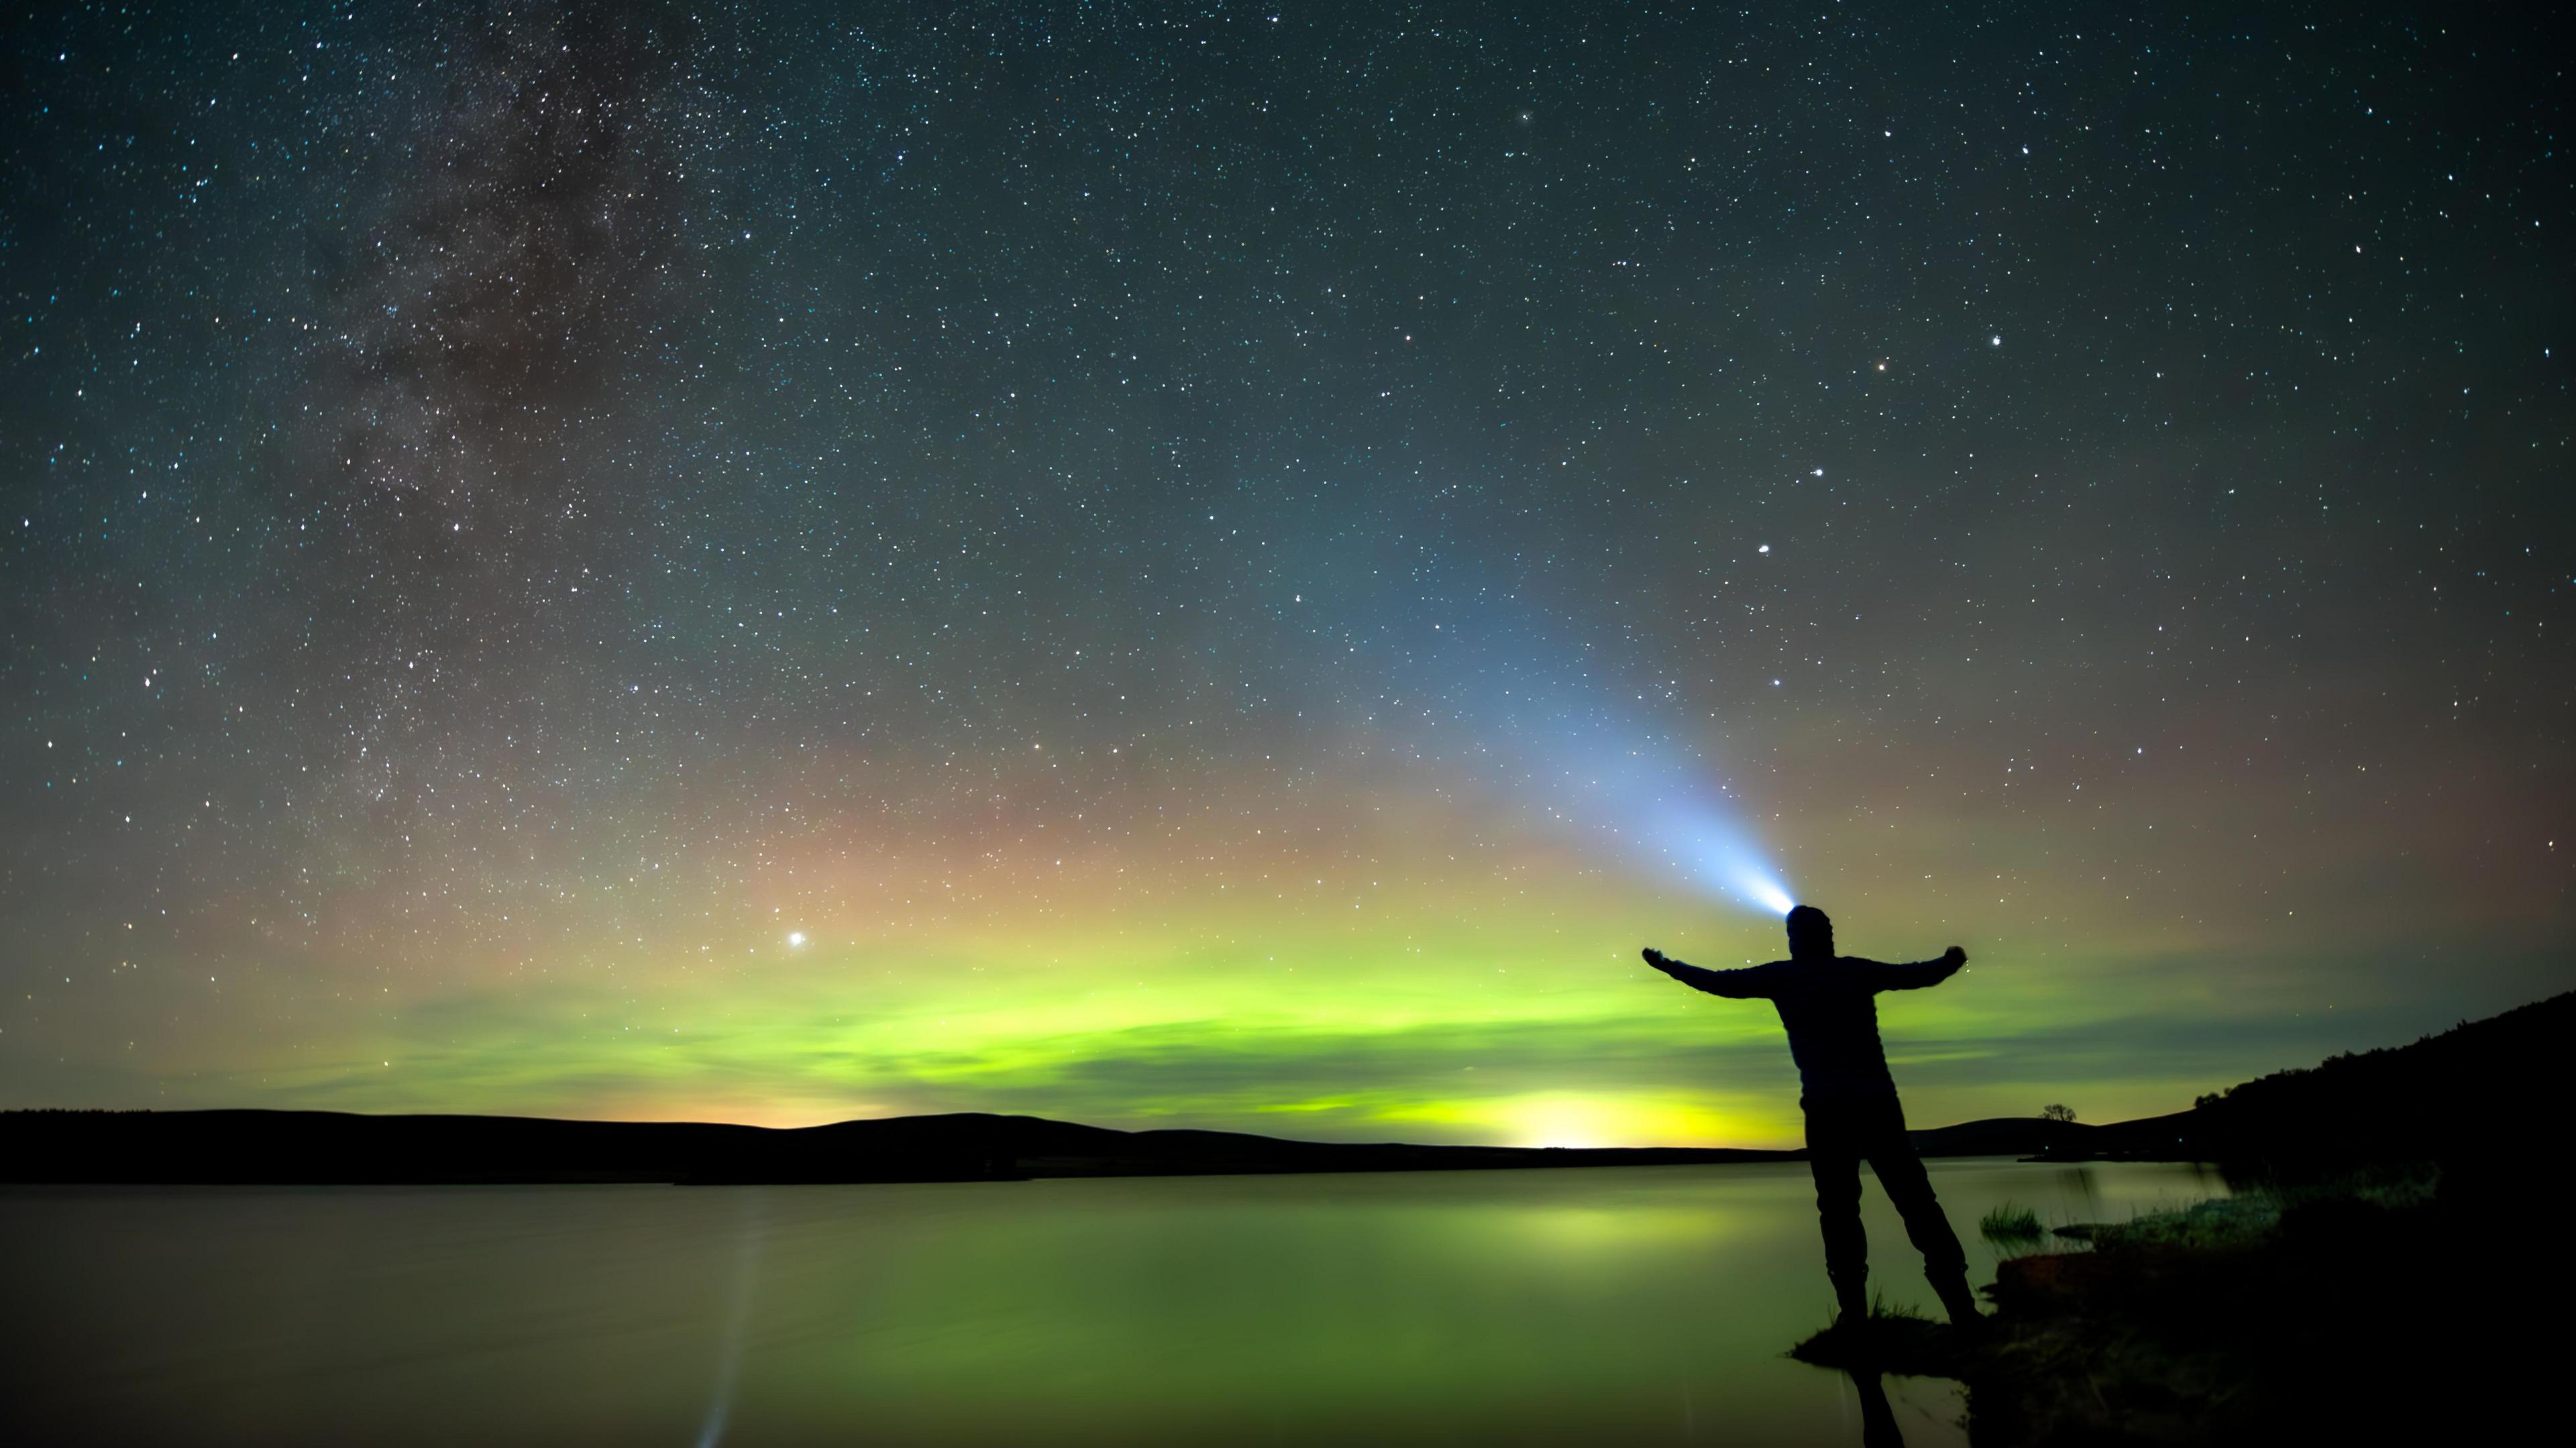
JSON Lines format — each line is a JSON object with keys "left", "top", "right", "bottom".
{"left": 1831, "top": 1271, "right": 1870, "bottom": 1330}
{"left": 1930, "top": 1271, "right": 1984, "bottom": 1332}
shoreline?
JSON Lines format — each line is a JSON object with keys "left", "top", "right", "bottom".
{"left": 0, "top": 1105, "right": 2188, "bottom": 1186}
{"left": 1791, "top": 1164, "right": 2557, "bottom": 1445}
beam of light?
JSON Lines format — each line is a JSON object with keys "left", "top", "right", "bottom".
{"left": 695, "top": 1192, "right": 766, "bottom": 1448}
{"left": 1588, "top": 780, "right": 1794, "bottom": 918}
{"left": 1640, "top": 802, "right": 1797, "bottom": 917}
{"left": 1411, "top": 610, "right": 1792, "bottom": 907}
{"left": 1250, "top": 535, "right": 1803, "bottom": 918}
{"left": 1680, "top": 813, "right": 1798, "bottom": 917}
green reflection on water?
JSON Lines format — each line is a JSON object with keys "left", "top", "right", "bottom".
{"left": 1, "top": 1160, "right": 2224, "bottom": 1447}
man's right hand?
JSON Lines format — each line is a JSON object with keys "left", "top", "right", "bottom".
{"left": 1943, "top": 946, "right": 1969, "bottom": 966}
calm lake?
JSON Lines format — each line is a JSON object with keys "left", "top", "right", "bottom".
{"left": 1, "top": 1158, "right": 2223, "bottom": 1447}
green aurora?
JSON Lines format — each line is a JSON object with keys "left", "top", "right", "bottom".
{"left": 3, "top": 3, "right": 2567, "bottom": 1140}
{"left": 19, "top": 733, "right": 2561, "bottom": 1144}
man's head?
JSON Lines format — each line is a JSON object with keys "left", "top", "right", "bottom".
{"left": 1785, "top": 905, "right": 1835, "bottom": 961}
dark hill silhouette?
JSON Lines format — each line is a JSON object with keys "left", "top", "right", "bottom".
{"left": 0, "top": 1106, "right": 2204, "bottom": 1185}
{"left": 0, "top": 1108, "right": 1805, "bottom": 1185}
{"left": 1908, "top": 1113, "right": 2198, "bottom": 1160}
{"left": 1933, "top": 990, "right": 2576, "bottom": 1172}
{"left": 2178, "top": 988, "right": 2574, "bottom": 1178}
{"left": 7, "top": 989, "right": 2563, "bottom": 1185}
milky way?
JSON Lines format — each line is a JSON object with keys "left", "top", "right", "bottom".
{"left": 2, "top": 1, "right": 2569, "bottom": 1142}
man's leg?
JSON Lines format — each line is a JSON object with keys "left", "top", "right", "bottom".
{"left": 1805, "top": 1099, "right": 1870, "bottom": 1322}
{"left": 1860, "top": 1099, "right": 1980, "bottom": 1325}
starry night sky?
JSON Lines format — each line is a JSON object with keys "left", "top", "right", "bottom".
{"left": 3, "top": 1, "right": 2569, "bottom": 1145}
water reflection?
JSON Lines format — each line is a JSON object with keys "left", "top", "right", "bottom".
{"left": 2061, "top": 1164, "right": 2100, "bottom": 1208}
{"left": 694, "top": 1190, "right": 766, "bottom": 1448}
{"left": 0, "top": 1160, "right": 2223, "bottom": 1447}
{"left": 1846, "top": 1369, "right": 1904, "bottom": 1448}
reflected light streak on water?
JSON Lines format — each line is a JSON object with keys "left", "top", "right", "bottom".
{"left": 0, "top": 1161, "right": 2237, "bottom": 1446}
{"left": 694, "top": 1192, "right": 766, "bottom": 1448}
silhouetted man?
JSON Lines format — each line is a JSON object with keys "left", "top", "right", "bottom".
{"left": 1642, "top": 905, "right": 1981, "bottom": 1328}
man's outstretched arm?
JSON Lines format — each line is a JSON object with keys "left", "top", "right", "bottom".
{"left": 1641, "top": 948, "right": 1780, "bottom": 999}
{"left": 1866, "top": 946, "right": 1970, "bottom": 991}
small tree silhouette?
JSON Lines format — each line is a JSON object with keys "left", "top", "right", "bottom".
{"left": 2041, "top": 1104, "right": 2078, "bottom": 1123}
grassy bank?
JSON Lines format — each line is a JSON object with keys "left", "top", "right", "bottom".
{"left": 1791, "top": 990, "right": 2576, "bottom": 1442}
{"left": 1794, "top": 1160, "right": 2563, "bottom": 1443}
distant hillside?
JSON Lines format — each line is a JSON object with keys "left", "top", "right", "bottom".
{"left": 0, "top": 1108, "right": 1803, "bottom": 1186}
{"left": 1923, "top": 991, "right": 2576, "bottom": 1172}
{"left": 2180, "top": 989, "right": 2576, "bottom": 1179}
{"left": 1909, "top": 1113, "right": 2199, "bottom": 1160}
{"left": 8, "top": 989, "right": 2563, "bottom": 1185}
{"left": 0, "top": 1105, "right": 2205, "bottom": 1186}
